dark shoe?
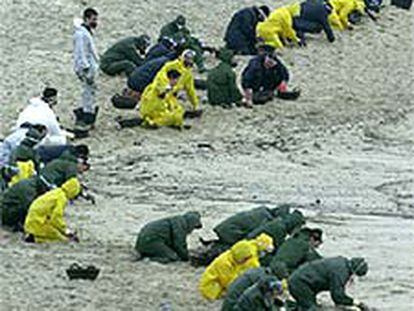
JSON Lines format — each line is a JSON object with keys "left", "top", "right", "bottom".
{"left": 277, "top": 88, "right": 301, "bottom": 101}
{"left": 184, "top": 110, "right": 203, "bottom": 119}
{"left": 112, "top": 94, "right": 138, "bottom": 110}
{"left": 66, "top": 263, "right": 100, "bottom": 280}
{"left": 116, "top": 117, "right": 143, "bottom": 129}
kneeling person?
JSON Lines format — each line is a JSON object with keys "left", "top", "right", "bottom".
{"left": 135, "top": 211, "right": 202, "bottom": 263}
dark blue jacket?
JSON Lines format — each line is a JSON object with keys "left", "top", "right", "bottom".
{"left": 127, "top": 53, "right": 176, "bottom": 93}
{"left": 294, "top": 0, "right": 335, "bottom": 43}
{"left": 242, "top": 55, "right": 289, "bottom": 92}
{"left": 224, "top": 7, "right": 260, "bottom": 55}
{"left": 145, "top": 43, "right": 172, "bottom": 63}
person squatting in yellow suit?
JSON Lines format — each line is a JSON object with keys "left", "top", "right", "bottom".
{"left": 256, "top": 3, "right": 301, "bottom": 49}
{"left": 140, "top": 50, "right": 199, "bottom": 128}
{"left": 328, "top": 0, "right": 366, "bottom": 30}
{"left": 24, "top": 177, "right": 81, "bottom": 243}
{"left": 8, "top": 160, "right": 36, "bottom": 187}
{"left": 199, "top": 233, "right": 274, "bottom": 300}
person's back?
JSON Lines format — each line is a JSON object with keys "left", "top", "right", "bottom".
{"left": 213, "top": 206, "right": 275, "bottom": 245}
{"left": 222, "top": 268, "right": 267, "bottom": 311}
{"left": 127, "top": 54, "right": 175, "bottom": 94}
{"left": 0, "top": 127, "right": 29, "bottom": 167}
{"left": 1, "top": 176, "right": 48, "bottom": 231}
{"left": 207, "top": 48, "right": 242, "bottom": 107}
{"left": 40, "top": 150, "right": 78, "bottom": 187}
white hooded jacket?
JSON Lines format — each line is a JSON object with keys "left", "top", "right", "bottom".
{"left": 73, "top": 21, "right": 99, "bottom": 75}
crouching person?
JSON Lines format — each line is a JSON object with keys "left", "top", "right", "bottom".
{"left": 288, "top": 257, "right": 370, "bottom": 310}
{"left": 135, "top": 211, "right": 202, "bottom": 263}
{"left": 199, "top": 234, "right": 274, "bottom": 300}
{"left": 24, "top": 177, "right": 82, "bottom": 243}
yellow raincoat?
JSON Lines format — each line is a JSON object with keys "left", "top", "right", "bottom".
{"left": 256, "top": 3, "right": 300, "bottom": 49}
{"left": 24, "top": 178, "right": 81, "bottom": 243}
{"left": 140, "top": 57, "right": 199, "bottom": 127}
{"left": 8, "top": 160, "right": 36, "bottom": 187}
{"left": 199, "top": 234, "right": 274, "bottom": 300}
{"left": 329, "top": 0, "right": 365, "bottom": 30}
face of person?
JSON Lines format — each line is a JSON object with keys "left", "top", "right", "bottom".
{"left": 310, "top": 237, "right": 322, "bottom": 248}
{"left": 169, "top": 77, "right": 179, "bottom": 88}
{"left": 86, "top": 15, "right": 98, "bottom": 29}
{"left": 77, "top": 161, "right": 90, "bottom": 174}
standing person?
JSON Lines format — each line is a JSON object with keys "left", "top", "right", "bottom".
{"left": 73, "top": 7, "right": 100, "bottom": 130}
{"left": 224, "top": 5, "right": 270, "bottom": 55}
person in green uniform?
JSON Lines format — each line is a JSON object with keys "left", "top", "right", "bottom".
{"left": 288, "top": 257, "right": 369, "bottom": 310}
{"left": 233, "top": 275, "right": 285, "bottom": 311}
{"left": 269, "top": 228, "right": 323, "bottom": 278}
{"left": 207, "top": 48, "right": 243, "bottom": 108}
{"left": 135, "top": 211, "right": 202, "bottom": 263}
{"left": 100, "top": 35, "right": 151, "bottom": 76}
{"left": 159, "top": 15, "right": 207, "bottom": 72}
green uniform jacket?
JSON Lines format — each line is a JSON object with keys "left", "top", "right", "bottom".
{"left": 1, "top": 176, "right": 47, "bottom": 231}
{"left": 40, "top": 150, "right": 78, "bottom": 186}
{"left": 135, "top": 213, "right": 201, "bottom": 262}
{"left": 207, "top": 49, "right": 242, "bottom": 106}
{"left": 289, "top": 257, "right": 355, "bottom": 306}
{"left": 9, "top": 144, "right": 41, "bottom": 171}
{"left": 159, "top": 21, "right": 191, "bottom": 42}
{"left": 222, "top": 268, "right": 268, "bottom": 311}
{"left": 233, "top": 282, "right": 277, "bottom": 311}
{"left": 269, "top": 230, "right": 322, "bottom": 278}
{"left": 101, "top": 37, "right": 146, "bottom": 69}
{"left": 214, "top": 205, "right": 293, "bottom": 246}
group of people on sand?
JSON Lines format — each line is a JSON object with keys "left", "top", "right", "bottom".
{"left": 135, "top": 206, "right": 371, "bottom": 310}
{"left": 0, "top": 0, "right": 392, "bottom": 309}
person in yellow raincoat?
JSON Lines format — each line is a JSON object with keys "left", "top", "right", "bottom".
{"left": 8, "top": 160, "right": 36, "bottom": 187}
{"left": 24, "top": 177, "right": 81, "bottom": 243}
{"left": 328, "top": 0, "right": 365, "bottom": 30}
{"left": 139, "top": 50, "right": 199, "bottom": 128}
{"left": 256, "top": 3, "right": 301, "bottom": 49}
{"left": 199, "top": 233, "right": 274, "bottom": 300}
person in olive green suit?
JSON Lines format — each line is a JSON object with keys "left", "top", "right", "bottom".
{"left": 159, "top": 15, "right": 207, "bottom": 72}
{"left": 288, "top": 257, "right": 369, "bottom": 311}
{"left": 233, "top": 275, "right": 285, "bottom": 311}
{"left": 1, "top": 176, "right": 49, "bottom": 231}
{"left": 9, "top": 126, "right": 47, "bottom": 171}
{"left": 207, "top": 48, "right": 243, "bottom": 108}
{"left": 135, "top": 211, "right": 203, "bottom": 263}
{"left": 40, "top": 146, "right": 89, "bottom": 187}
{"left": 269, "top": 228, "right": 323, "bottom": 279}
{"left": 100, "top": 35, "right": 151, "bottom": 76}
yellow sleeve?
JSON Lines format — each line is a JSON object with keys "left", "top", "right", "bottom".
{"left": 284, "top": 15, "right": 299, "bottom": 43}
{"left": 50, "top": 192, "right": 68, "bottom": 235}
{"left": 183, "top": 73, "right": 199, "bottom": 109}
{"left": 340, "top": 1, "right": 355, "bottom": 29}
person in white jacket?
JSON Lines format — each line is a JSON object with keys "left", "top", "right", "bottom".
{"left": 16, "top": 88, "right": 70, "bottom": 146}
{"left": 73, "top": 7, "right": 99, "bottom": 128}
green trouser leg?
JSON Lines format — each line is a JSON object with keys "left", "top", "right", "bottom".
{"left": 102, "top": 60, "right": 136, "bottom": 76}
{"left": 137, "top": 240, "right": 181, "bottom": 263}
{"left": 186, "top": 37, "right": 205, "bottom": 71}
{"left": 289, "top": 278, "right": 318, "bottom": 311}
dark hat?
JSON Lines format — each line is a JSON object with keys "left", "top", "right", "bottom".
{"left": 175, "top": 15, "right": 186, "bottom": 26}
{"left": 42, "top": 87, "right": 58, "bottom": 99}
{"left": 309, "top": 228, "right": 323, "bottom": 242}
{"left": 74, "top": 144, "right": 89, "bottom": 160}
{"left": 350, "top": 258, "right": 369, "bottom": 276}
{"left": 259, "top": 5, "right": 271, "bottom": 17}
{"left": 184, "top": 211, "right": 202, "bottom": 229}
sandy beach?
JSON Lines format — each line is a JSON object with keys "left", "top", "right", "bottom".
{"left": 0, "top": 0, "right": 413, "bottom": 310}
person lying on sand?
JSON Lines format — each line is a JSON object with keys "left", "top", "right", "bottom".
{"left": 224, "top": 5, "right": 270, "bottom": 55}
{"left": 288, "top": 257, "right": 370, "bottom": 310}
{"left": 135, "top": 211, "right": 202, "bottom": 263}
{"left": 199, "top": 234, "right": 274, "bottom": 300}
{"left": 100, "top": 35, "right": 151, "bottom": 77}
{"left": 24, "top": 177, "right": 81, "bottom": 243}
{"left": 144, "top": 37, "right": 183, "bottom": 64}
{"left": 242, "top": 47, "right": 300, "bottom": 106}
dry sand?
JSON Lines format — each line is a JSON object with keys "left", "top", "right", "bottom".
{"left": 0, "top": 0, "right": 413, "bottom": 310}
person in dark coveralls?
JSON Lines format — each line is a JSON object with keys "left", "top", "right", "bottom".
{"left": 288, "top": 257, "right": 370, "bottom": 310}
{"left": 241, "top": 51, "right": 295, "bottom": 106}
{"left": 293, "top": 0, "right": 335, "bottom": 46}
{"left": 100, "top": 35, "right": 151, "bottom": 76}
{"left": 135, "top": 212, "right": 202, "bottom": 263}
{"left": 224, "top": 5, "right": 270, "bottom": 55}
